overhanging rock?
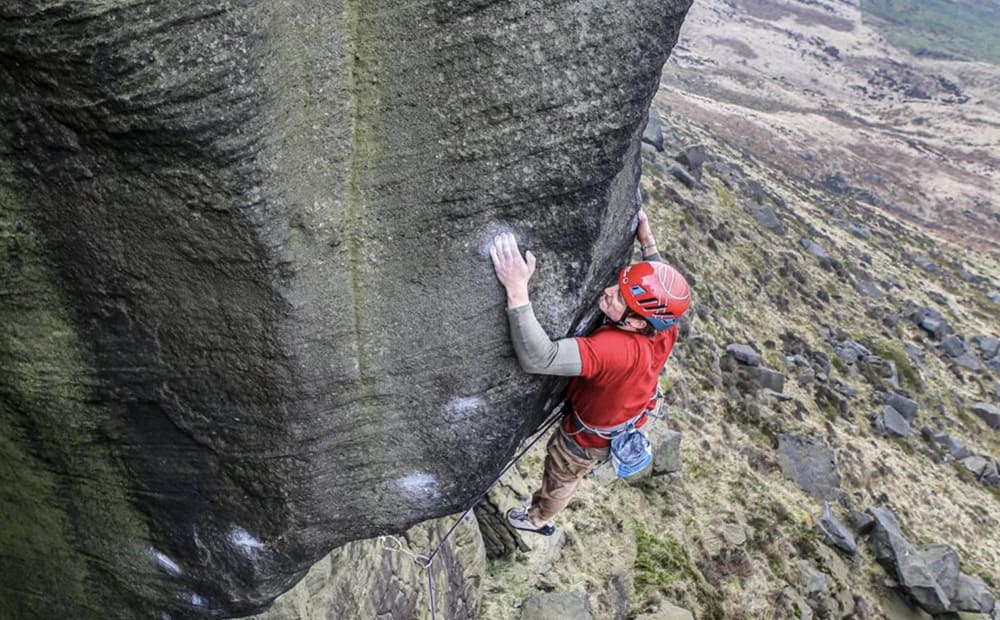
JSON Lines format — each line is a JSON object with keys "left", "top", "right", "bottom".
{"left": 0, "top": 0, "right": 693, "bottom": 617}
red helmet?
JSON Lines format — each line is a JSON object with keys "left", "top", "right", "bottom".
{"left": 618, "top": 262, "right": 690, "bottom": 330}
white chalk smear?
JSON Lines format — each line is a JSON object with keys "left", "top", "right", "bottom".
{"left": 480, "top": 224, "right": 517, "bottom": 257}
{"left": 230, "top": 527, "right": 264, "bottom": 557}
{"left": 445, "top": 396, "right": 483, "bottom": 423}
{"left": 151, "top": 548, "right": 182, "bottom": 577}
{"left": 396, "top": 473, "right": 440, "bottom": 500}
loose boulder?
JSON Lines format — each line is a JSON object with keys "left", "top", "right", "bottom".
{"left": 816, "top": 502, "right": 857, "bottom": 556}
{"left": 642, "top": 112, "right": 665, "bottom": 152}
{"left": 942, "top": 335, "right": 967, "bottom": 358}
{"left": 974, "top": 336, "right": 999, "bottom": 360}
{"left": 865, "top": 507, "right": 952, "bottom": 614}
{"left": 886, "top": 393, "right": 919, "bottom": 422}
{"left": 675, "top": 144, "right": 706, "bottom": 180}
{"left": 750, "top": 205, "right": 786, "bottom": 235}
{"left": 652, "top": 430, "right": 683, "bottom": 475}
{"left": 777, "top": 434, "right": 842, "bottom": 501}
{"left": 879, "top": 406, "right": 911, "bottom": 438}
{"left": 922, "top": 430, "right": 971, "bottom": 460}
{"left": 800, "top": 237, "right": 833, "bottom": 268}
{"left": 753, "top": 367, "right": 786, "bottom": 392}
{"left": 727, "top": 344, "right": 762, "bottom": 366}
{"left": 971, "top": 403, "right": 1000, "bottom": 430}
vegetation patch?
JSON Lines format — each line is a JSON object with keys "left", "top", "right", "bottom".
{"left": 871, "top": 339, "right": 922, "bottom": 393}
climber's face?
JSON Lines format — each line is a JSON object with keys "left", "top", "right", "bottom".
{"left": 599, "top": 284, "right": 628, "bottom": 322}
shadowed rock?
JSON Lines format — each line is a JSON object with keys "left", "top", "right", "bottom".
{"left": 727, "top": 343, "right": 762, "bottom": 366}
{"left": 971, "top": 403, "right": 1000, "bottom": 429}
{"left": 0, "top": 1, "right": 693, "bottom": 616}
{"left": 866, "top": 506, "right": 952, "bottom": 614}
{"left": 878, "top": 405, "right": 911, "bottom": 438}
{"left": 886, "top": 392, "right": 919, "bottom": 422}
{"left": 675, "top": 144, "right": 706, "bottom": 180}
{"left": 643, "top": 112, "right": 665, "bottom": 151}
{"left": 921, "top": 429, "right": 971, "bottom": 460}
{"left": 816, "top": 502, "right": 857, "bottom": 556}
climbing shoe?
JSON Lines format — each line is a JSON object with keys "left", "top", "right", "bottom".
{"left": 506, "top": 507, "right": 555, "bottom": 536}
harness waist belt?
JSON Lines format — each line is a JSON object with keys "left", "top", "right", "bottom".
{"left": 567, "top": 408, "right": 648, "bottom": 439}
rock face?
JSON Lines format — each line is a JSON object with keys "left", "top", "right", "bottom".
{"left": 0, "top": 1, "right": 693, "bottom": 617}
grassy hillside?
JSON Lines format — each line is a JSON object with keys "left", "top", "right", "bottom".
{"left": 862, "top": 0, "right": 1000, "bottom": 63}
{"left": 480, "top": 103, "right": 1000, "bottom": 619}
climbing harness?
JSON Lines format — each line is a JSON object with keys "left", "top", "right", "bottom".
{"left": 379, "top": 402, "right": 565, "bottom": 620}
{"left": 567, "top": 390, "right": 664, "bottom": 478}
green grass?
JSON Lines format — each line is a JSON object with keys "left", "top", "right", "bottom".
{"left": 634, "top": 528, "right": 702, "bottom": 593}
{"left": 871, "top": 339, "right": 922, "bottom": 393}
{"left": 633, "top": 527, "right": 724, "bottom": 618}
{"left": 862, "top": 0, "right": 1000, "bottom": 63}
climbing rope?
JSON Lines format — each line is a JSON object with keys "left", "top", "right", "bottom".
{"left": 379, "top": 402, "right": 566, "bottom": 620}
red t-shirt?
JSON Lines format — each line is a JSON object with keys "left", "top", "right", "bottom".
{"left": 561, "top": 324, "right": 678, "bottom": 448}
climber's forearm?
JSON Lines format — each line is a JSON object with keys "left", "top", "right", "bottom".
{"left": 506, "top": 304, "right": 582, "bottom": 376}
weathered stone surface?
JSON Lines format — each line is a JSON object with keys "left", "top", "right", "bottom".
{"left": 942, "top": 336, "right": 968, "bottom": 357}
{"left": 974, "top": 336, "right": 1000, "bottom": 360}
{"left": 816, "top": 502, "right": 857, "bottom": 556}
{"left": 521, "top": 592, "right": 593, "bottom": 620}
{"left": 797, "top": 559, "right": 828, "bottom": 593}
{"left": 777, "top": 434, "right": 841, "bottom": 501}
{"left": 753, "top": 366, "right": 786, "bottom": 392}
{"left": 857, "top": 279, "right": 884, "bottom": 300}
{"left": 954, "top": 573, "right": 996, "bottom": 613}
{"left": 675, "top": 144, "right": 706, "bottom": 180}
{"left": 750, "top": 205, "right": 786, "bottom": 235}
{"left": 643, "top": 112, "right": 665, "bottom": 151}
{"left": 910, "top": 307, "right": 952, "bottom": 340}
{"left": 922, "top": 430, "right": 972, "bottom": 460}
{"left": 971, "top": 403, "right": 1000, "bottom": 429}
{"left": 727, "top": 343, "right": 762, "bottom": 366}
{"left": 913, "top": 256, "right": 940, "bottom": 273}
{"left": 882, "top": 405, "right": 911, "bottom": 438}
{"left": 801, "top": 237, "right": 832, "bottom": 266}
{"left": 960, "top": 457, "right": 1000, "bottom": 486}
{"left": 918, "top": 545, "right": 961, "bottom": 603}
{"left": 836, "top": 340, "right": 871, "bottom": 364}
{"left": 670, "top": 164, "right": 699, "bottom": 188}
{"left": 953, "top": 352, "right": 982, "bottom": 371}
{"left": 0, "top": 1, "right": 693, "bottom": 616}
{"left": 866, "top": 506, "right": 952, "bottom": 614}
{"left": 887, "top": 393, "right": 919, "bottom": 422}
{"left": 652, "top": 429, "right": 682, "bottom": 475}
{"left": 960, "top": 456, "right": 993, "bottom": 478}
{"left": 475, "top": 497, "right": 529, "bottom": 560}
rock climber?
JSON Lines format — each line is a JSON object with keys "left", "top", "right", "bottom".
{"left": 489, "top": 209, "right": 691, "bottom": 536}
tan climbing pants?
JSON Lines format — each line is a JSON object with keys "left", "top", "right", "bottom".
{"left": 528, "top": 428, "right": 609, "bottom": 523}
